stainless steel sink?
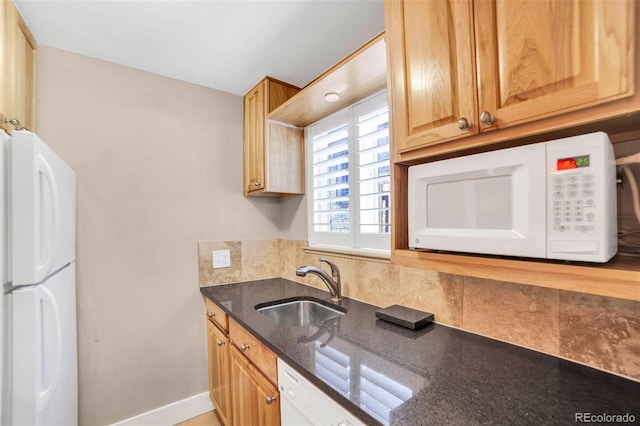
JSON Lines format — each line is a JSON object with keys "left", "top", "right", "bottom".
{"left": 256, "top": 298, "right": 345, "bottom": 327}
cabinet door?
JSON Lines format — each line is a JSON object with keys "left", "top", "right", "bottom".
{"left": 385, "top": 0, "right": 477, "bottom": 153}
{"left": 1, "top": 0, "right": 37, "bottom": 133}
{"left": 207, "top": 321, "right": 232, "bottom": 425}
{"left": 243, "top": 77, "right": 302, "bottom": 196}
{"left": 265, "top": 122, "right": 304, "bottom": 194}
{"left": 244, "top": 82, "right": 266, "bottom": 194}
{"left": 475, "top": 0, "right": 634, "bottom": 131}
{"left": 230, "top": 345, "right": 280, "bottom": 426}
{"left": 0, "top": 0, "right": 7, "bottom": 131}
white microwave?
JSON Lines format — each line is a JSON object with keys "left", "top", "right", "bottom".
{"left": 408, "top": 132, "right": 618, "bottom": 262}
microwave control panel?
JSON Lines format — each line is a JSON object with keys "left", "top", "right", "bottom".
{"left": 551, "top": 172, "right": 596, "bottom": 233}
{"left": 546, "top": 132, "right": 617, "bottom": 262}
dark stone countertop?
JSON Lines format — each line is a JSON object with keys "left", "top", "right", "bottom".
{"left": 201, "top": 278, "right": 640, "bottom": 426}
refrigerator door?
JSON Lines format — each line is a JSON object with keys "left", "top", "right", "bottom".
{"left": 1, "top": 130, "right": 8, "bottom": 284}
{"left": 8, "top": 264, "right": 77, "bottom": 425}
{"left": 1, "top": 130, "right": 8, "bottom": 424}
{"left": 10, "top": 131, "right": 76, "bottom": 286}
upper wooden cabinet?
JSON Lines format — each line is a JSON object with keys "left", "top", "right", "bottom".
{"left": 1, "top": 0, "right": 37, "bottom": 133}
{"left": 385, "top": 0, "right": 636, "bottom": 156}
{"left": 475, "top": 0, "right": 634, "bottom": 130}
{"left": 387, "top": 0, "right": 640, "bottom": 300}
{"left": 243, "top": 77, "right": 304, "bottom": 197}
{"left": 385, "top": 0, "right": 478, "bottom": 151}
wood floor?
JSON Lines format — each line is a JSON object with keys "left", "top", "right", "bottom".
{"left": 175, "top": 410, "right": 222, "bottom": 426}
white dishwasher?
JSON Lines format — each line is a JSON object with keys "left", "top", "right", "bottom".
{"left": 278, "top": 358, "right": 365, "bottom": 426}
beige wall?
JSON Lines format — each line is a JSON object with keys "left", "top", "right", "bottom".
{"left": 35, "top": 47, "right": 295, "bottom": 425}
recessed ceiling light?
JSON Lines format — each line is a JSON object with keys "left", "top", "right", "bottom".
{"left": 324, "top": 92, "right": 340, "bottom": 102}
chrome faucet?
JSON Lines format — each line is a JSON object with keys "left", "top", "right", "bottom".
{"left": 296, "top": 258, "right": 342, "bottom": 303}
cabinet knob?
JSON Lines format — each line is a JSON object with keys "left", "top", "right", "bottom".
{"left": 207, "top": 312, "right": 214, "bottom": 318}
{"left": 253, "top": 181, "right": 261, "bottom": 187}
{"left": 457, "top": 117, "right": 472, "bottom": 131}
{"left": 240, "top": 343, "right": 250, "bottom": 352}
{"left": 2, "top": 116, "right": 27, "bottom": 131}
{"left": 265, "top": 395, "right": 277, "bottom": 405}
{"left": 480, "top": 111, "right": 495, "bottom": 125}
{"left": 216, "top": 339, "right": 225, "bottom": 346}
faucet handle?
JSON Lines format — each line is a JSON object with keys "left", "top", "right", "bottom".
{"left": 319, "top": 258, "right": 340, "bottom": 282}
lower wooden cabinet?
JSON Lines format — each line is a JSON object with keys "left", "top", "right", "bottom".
{"left": 230, "top": 345, "right": 280, "bottom": 426}
{"left": 206, "top": 302, "right": 280, "bottom": 426}
{"left": 207, "top": 320, "right": 232, "bottom": 425}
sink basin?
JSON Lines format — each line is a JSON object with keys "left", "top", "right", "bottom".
{"left": 256, "top": 298, "right": 345, "bottom": 327}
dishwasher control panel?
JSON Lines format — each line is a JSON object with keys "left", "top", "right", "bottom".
{"left": 277, "top": 358, "right": 365, "bottom": 426}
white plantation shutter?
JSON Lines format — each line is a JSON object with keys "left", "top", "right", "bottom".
{"left": 355, "top": 93, "right": 390, "bottom": 250}
{"left": 308, "top": 111, "right": 352, "bottom": 248}
{"left": 307, "top": 91, "right": 390, "bottom": 252}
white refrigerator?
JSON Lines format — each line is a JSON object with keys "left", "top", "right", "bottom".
{"left": 1, "top": 130, "right": 78, "bottom": 425}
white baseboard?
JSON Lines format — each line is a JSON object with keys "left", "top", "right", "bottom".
{"left": 111, "top": 392, "right": 214, "bottom": 426}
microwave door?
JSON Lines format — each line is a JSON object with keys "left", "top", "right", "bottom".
{"left": 409, "top": 143, "right": 547, "bottom": 258}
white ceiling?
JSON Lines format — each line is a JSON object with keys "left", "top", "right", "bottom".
{"left": 15, "top": 0, "right": 385, "bottom": 96}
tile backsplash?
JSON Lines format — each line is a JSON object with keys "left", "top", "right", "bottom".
{"left": 198, "top": 239, "right": 639, "bottom": 381}
{"left": 198, "top": 240, "right": 280, "bottom": 285}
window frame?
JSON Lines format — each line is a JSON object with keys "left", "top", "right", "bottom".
{"left": 305, "top": 90, "right": 391, "bottom": 254}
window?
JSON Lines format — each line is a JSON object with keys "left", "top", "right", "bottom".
{"left": 306, "top": 91, "right": 390, "bottom": 253}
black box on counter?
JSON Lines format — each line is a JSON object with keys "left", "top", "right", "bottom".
{"left": 375, "top": 304, "right": 434, "bottom": 330}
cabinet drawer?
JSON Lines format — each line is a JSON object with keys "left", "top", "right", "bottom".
{"left": 229, "top": 318, "right": 277, "bottom": 386}
{"left": 205, "top": 297, "right": 228, "bottom": 333}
